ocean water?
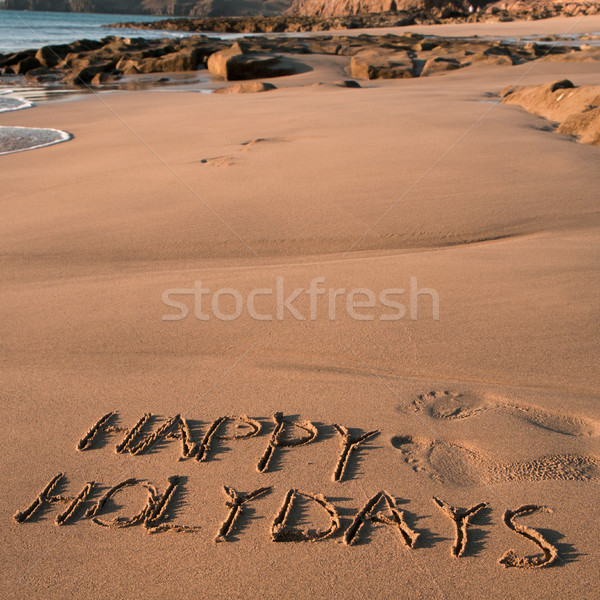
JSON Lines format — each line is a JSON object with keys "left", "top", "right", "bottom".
{"left": 0, "top": 124, "right": 71, "bottom": 154}
{"left": 0, "top": 10, "right": 190, "bottom": 53}
{"left": 0, "top": 90, "right": 32, "bottom": 111}
{"left": 0, "top": 90, "right": 71, "bottom": 155}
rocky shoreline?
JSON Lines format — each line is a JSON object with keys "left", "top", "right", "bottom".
{"left": 107, "top": 3, "right": 600, "bottom": 34}
{"left": 1, "top": 1, "right": 600, "bottom": 91}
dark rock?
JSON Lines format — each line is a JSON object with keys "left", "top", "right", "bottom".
{"left": 63, "top": 61, "right": 117, "bottom": 85}
{"left": 24, "top": 67, "right": 62, "bottom": 83}
{"left": 14, "top": 56, "right": 42, "bottom": 74}
{"left": 91, "top": 71, "right": 122, "bottom": 85}
{"left": 0, "top": 50, "right": 34, "bottom": 69}
{"left": 484, "top": 45, "right": 512, "bottom": 57}
{"left": 417, "top": 39, "right": 439, "bottom": 51}
{"left": 334, "top": 79, "right": 361, "bottom": 87}
{"left": 550, "top": 79, "right": 575, "bottom": 92}
{"left": 35, "top": 44, "right": 72, "bottom": 68}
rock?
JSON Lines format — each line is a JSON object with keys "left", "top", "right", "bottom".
{"left": 91, "top": 72, "right": 122, "bottom": 85}
{"left": 471, "top": 51, "right": 514, "bottom": 66}
{"left": 333, "top": 79, "right": 361, "bottom": 87}
{"left": 483, "top": 45, "right": 512, "bottom": 58}
{"left": 35, "top": 45, "right": 72, "bottom": 68}
{"left": 337, "top": 44, "right": 369, "bottom": 57}
{"left": 305, "top": 40, "right": 342, "bottom": 54}
{"left": 206, "top": 42, "right": 247, "bottom": 78}
{"left": 350, "top": 49, "right": 414, "bottom": 80}
{"left": 287, "top": 0, "right": 462, "bottom": 18}
{"left": 14, "top": 56, "right": 41, "bottom": 74}
{"left": 417, "top": 40, "right": 439, "bottom": 51}
{"left": 63, "top": 61, "right": 117, "bottom": 85}
{"left": 62, "top": 54, "right": 95, "bottom": 71}
{"left": 214, "top": 81, "right": 277, "bottom": 93}
{"left": 0, "top": 50, "right": 29, "bottom": 69}
{"left": 116, "top": 58, "right": 142, "bottom": 75}
{"left": 24, "top": 67, "right": 62, "bottom": 83}
{"left": 524, "top": 42, "right": 546, "bottom": 57}
{"left": 420, "top": 56, "right": 461, "bottom": 76}
{"left": 131, "top": 50, "right": 200, "bottom": 74}
{"left": 550, "top": 79, "right": 575, "bottom": 93}
{"left": 558, "top": 106, "right": 600, "bottom": 145}
{"left": 501, "top": 80, "right": 600, "bottom": 145}
{"left": 207, "top": 42, "right": 299, "bottom": 81}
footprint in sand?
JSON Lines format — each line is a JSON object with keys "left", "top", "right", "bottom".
{"left": 409, "top": 390, "right": 600, "bottom": 437}
{"left": 200, "top": 155, "right": 234, "bottom": 167}
{"left": 200, "top": 137, "right": 283, "bottom": 167}
{"left": 391, "top": 434, "right": 600, "bottom": 486}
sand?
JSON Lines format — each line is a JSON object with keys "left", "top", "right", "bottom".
{"left": 1, "top": 15, "right": 599, "bottom": 600}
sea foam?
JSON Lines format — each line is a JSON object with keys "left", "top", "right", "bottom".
{"left": 0, "top": 95, "right": 34, "bottom": 113}
{"left": 0, "top": 126, "right": 72, "bottom": 156}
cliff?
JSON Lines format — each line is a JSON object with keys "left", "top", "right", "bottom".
{"left": 286, "top": 0, "right": 467, "bottom": 17}
{"left": 285, "top": 0, "right": 600, "bottom": 17}
{"left": 0, "top": 0, "right": 292, "bottom": 16}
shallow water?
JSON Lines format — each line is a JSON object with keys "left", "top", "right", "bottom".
{"left": 0, "top": 94, "right": 33, "bottom": 112}
{"left": 0, "top": 125, "right": 72, "bottom": 155}
{"left": 0, "top": 9, "right": 189, "bottom": 53}
{"left": 0, "top": 80, "right": 73, "bottom": 155}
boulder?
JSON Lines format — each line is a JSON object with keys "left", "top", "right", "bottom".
{"left": 214, "top": 81, "right": 277, "bottom": 93}
{"left": 14, "top": 56, "right": 41, "bottom": 74}
{"left": 207, "top": 42, "right": 299, "bottom": 80}
{"left": 24, "top": 67, "right": 62, "bottom": 84}
{"left": 63, "top": 61, "right": 117, "bottom": 85}
{"left": 62, "top": 54, "right": 95, "bottom": 71}
{"left": 417, "top": 40, "right": 439, "bottom": 51}
{"left": 91, "top": 72, "right": 122, "bottom": 85}
{"left": 305, "top": 40, "right": 342, "bottom": 55}
{"left": 0, "top": 50, "right": 34, "bottom": 69}
{"left": 207, "top": 42, "right": 246, "bottom": 78}
{"left": 471, "top": 51, "right": 514, "bottom": 66}
{"left": 350, "top": 49, "right": 414, "bottom": 80}
{"left": 130, "top": 50, "right": 200, "bottom": 74}
{"left": 35, "top": 45, "right": 72, "bottom": 68}
{"left": 420, "top": 56, "right": 462, "bottom": 76}
{"left": 338, "top": 44, "right": 370, "bottom": 57}
{"left": 333, "top": 79, "right": 361, "bottom": 88}
{"left": 116, "top": 58, "right": 142, "bottom": 75}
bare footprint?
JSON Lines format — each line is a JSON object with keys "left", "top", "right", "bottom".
{"left": 200, "top": 156, "right": 234, "bottom": 167}
{"left": 411, "top": 390, "right": 487, "bottom": 420}
{"left": 240, "top": 138, "right": 271, "bottom": 151}
{"left": 391, "top": 434, "right": 600, "bottom": 486}
{"left": 200, "top": 137, "right": 285, "bottom": 166}
{"left": 503, "top": 403, "right": 600, "bottom": 437}
{"left": 410, "top": 390, "right": 600, "bottom": 437}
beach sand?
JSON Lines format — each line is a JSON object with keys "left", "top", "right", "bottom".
{"left": 1, "top": 15, "right": 599, "bottom": 600}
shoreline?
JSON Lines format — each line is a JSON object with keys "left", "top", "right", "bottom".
{"left": 2, "top": 16, "right": 599, "bottom": 94}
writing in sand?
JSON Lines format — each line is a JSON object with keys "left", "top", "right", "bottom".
{"left": 14, "top": 411, "right": 562, "bottom": 569}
